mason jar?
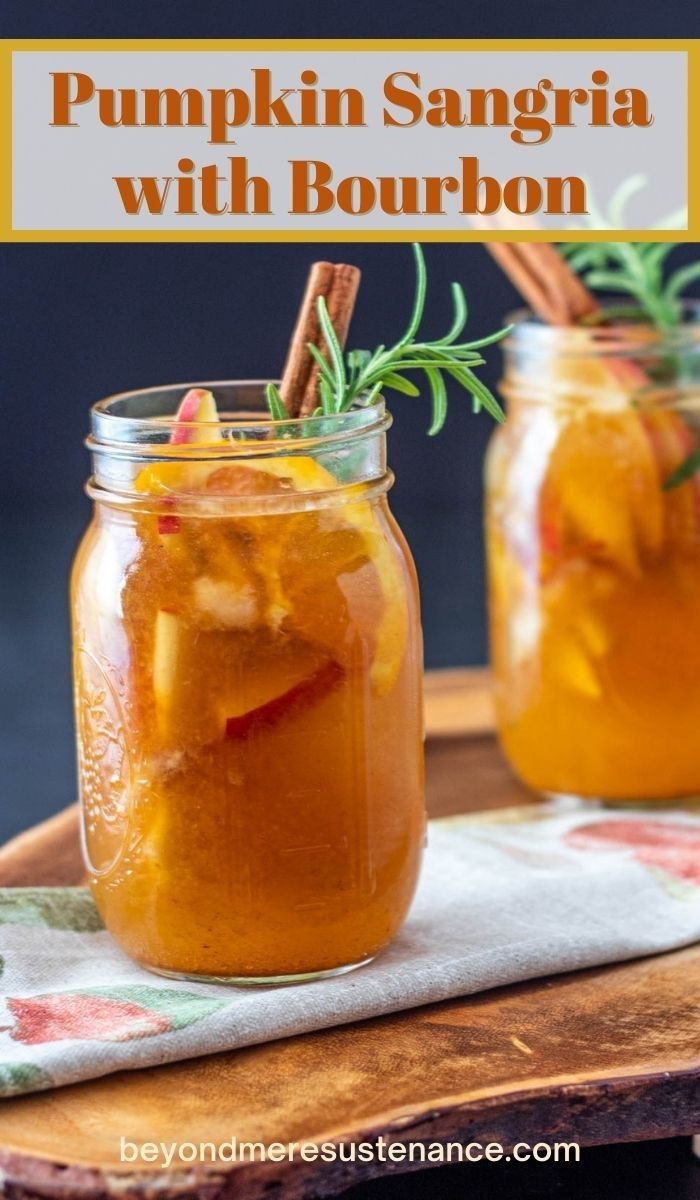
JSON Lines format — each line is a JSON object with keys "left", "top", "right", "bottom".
{"left": 72, "top": 383, "right": 425, "bottom": 983}
{"left": 485, "top": 306, "right": 700, "bottom": 805}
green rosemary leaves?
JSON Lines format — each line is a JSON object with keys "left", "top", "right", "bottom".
{"left": 267, "top": 244, "right": 509, "bottom": 435}
{"left": 560, "top": 242, "right": 700, "bottom": 331}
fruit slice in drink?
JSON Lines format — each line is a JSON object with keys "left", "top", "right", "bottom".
{"left": 538, "top": 410, "right": 664, "bottom": 576}
{"left": 135, "top": 399, "right": 409, "bottom": 699}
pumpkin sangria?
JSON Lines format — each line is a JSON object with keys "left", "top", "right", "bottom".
{"left": 73, "top": 385, "right": 424, "bottom": 982}
{"left": 486, "top": 307, "right": 700, "bottom": 803}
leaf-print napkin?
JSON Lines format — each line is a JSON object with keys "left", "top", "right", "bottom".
{"left": 1, "top": 806, "right": 700, "bottom": 1098}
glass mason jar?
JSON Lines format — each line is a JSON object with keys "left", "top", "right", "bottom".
{"left": 72, "top": 383, "right": 425, "bottom": 983}
{"left": 485, "top": 306, "right": 700, "bottom": 805}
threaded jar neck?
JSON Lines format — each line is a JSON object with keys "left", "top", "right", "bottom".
{"left": 500, "top": 301, "right": 700, "bottom": 412}
{"left": 87, "top": 381, "right": 393, "bottom": 508}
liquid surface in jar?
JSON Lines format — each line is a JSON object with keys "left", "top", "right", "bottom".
{"left": 72, "top": 453, "right": 424, "bottom": 979}
{"left": 486, "top": 360, "right": 700, "bottom": 803}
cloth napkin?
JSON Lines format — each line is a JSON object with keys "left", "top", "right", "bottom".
{"left": 1, "top": 804, "right": 700, "bottom": 1099}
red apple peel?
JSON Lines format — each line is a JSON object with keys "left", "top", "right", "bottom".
{"left": 225, "top": 660, "right": 345, "bottom": 742}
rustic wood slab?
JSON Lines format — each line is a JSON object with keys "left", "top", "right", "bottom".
{"left": 0, "top": 670, "right": 697, "bottom": 1199}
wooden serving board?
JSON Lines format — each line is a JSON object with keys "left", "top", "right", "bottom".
{"left": 0, "top": 670, "right": 698, "bottom": 1200}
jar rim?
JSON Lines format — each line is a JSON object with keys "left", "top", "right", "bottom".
{"left": 503, "top": 299, "right": 700, "bottom": 358}
{"left": 89, "top": 380, "right": 390, "bottom": 459}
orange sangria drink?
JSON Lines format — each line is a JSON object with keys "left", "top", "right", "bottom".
{"left": 486, "top": 308, "right": 700, "bottom": 804}
{"left": 72, "top": 384, "right": 424, "bottom": 982}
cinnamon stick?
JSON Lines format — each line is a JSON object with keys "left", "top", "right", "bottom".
{"left": 300, "top": 264, "right": 361, "bottom": 416}
{"left": 279, "top": 262, "right": 334, "bottom": 417}
{"left": 279, "top": 262, "right": 361, "bottom": 417}
{"left": 527, "top": 244, "right": 598, "bottom": 322}
{"left": 487, "top": 238, "right": 645, "bottom": 390}
{"left": 487, "top": 243, "right": 598, "bottom": 325}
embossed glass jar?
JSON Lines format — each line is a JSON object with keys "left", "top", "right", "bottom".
{"left": 72, "top": 383, "right": 425, "bottom": 983}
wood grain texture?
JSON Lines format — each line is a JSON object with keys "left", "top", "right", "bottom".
{"left": 0, "top": 806, "right": 85, "bottom": 888}
{"left": 0, "top": 947, "right": 698, "bottom": 1198}
{"left": 423, "top": 667, "right": 494, "bottom": 737}
{"left": 0, "top": 669, "right": 697, "bottom": 1198}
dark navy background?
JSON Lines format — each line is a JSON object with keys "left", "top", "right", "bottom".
{"left": 2, "top": 0, "right": 698, "bottom": 39}
{"left": 1, "top": 2, "right": 699, "bottom": 842}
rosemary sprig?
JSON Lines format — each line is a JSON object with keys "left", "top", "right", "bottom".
{"left": 267, "top": 245, "right": 510, "bottom": 435}
{"left": 561, "top": 179, "right": 700, "bottom": 491}
{"left": 560, "top": 178, "right": 700, "bottom": 329}
{"left": 560, "top": 241, "right": 700, "bottom": 330}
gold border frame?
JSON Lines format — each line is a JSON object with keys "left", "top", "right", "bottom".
{"left": 1, "top": 38, "right": 696, "bottom": 242}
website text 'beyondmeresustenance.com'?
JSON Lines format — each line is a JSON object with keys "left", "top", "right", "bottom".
{"left": 120, "top": 1136, "right": 581, "bottom": 1169}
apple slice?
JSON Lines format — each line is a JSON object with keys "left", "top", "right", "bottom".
{"left": 152, "top": 609, "right": 181, "bottom": 732}
{"left": 157, "top": 511, "right": 182, "bottom": 535}
{"left": 152, "top": 389, "right": 223, "bottom": 534}
{"left": 224, "top": 659, "right": 345, "bottom": 742}
{"left": 170, "top": 387, "right": 222, "bottom": 446}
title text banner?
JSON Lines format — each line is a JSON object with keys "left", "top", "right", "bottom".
{"left": 5, "top": 44, "right": 692, "bottom": 238}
